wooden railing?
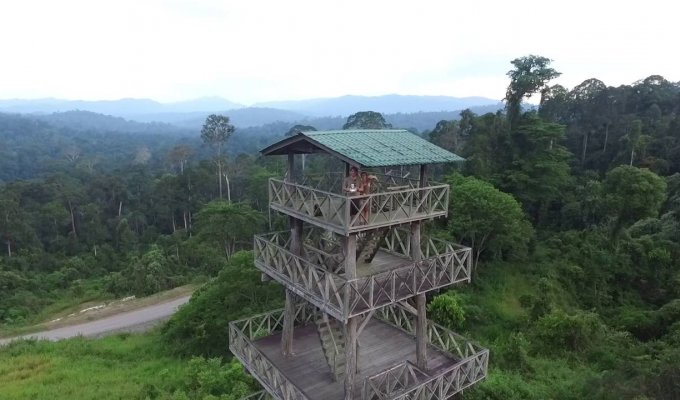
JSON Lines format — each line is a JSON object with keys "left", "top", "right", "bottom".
{"left": 231, "top": 304, "right": 487, "bottom": 400}
{"left": 254, "top": 234, "right": 346, "bottom": 318}
{"left": 297, "top": 172, "right": 422, "bottom": 194}
{"left": 254, "top": 230, "right": 471, "bottom": 322}
{"left": 240, "top": 390, "right": 273, "bottom": 400}
{"left": 229, "top": 306, "right": 316, "bottom": 400}
{"left": 362, "top": 361, "right": 429, "bottom": 400}
{"left": 364, "top": 304, "right": 489, "bottom": 400}
{"left": 269, "top": 178, "right": 449, "bottom": 234}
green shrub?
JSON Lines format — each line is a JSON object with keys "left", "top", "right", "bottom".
{"left": 533, "top": 309, "right": 604, "bottom": 355}
{"left": 428, "top": 292, "right": 465, "bottom": 329}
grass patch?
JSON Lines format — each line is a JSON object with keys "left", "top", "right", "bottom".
{"left": 0, "top": 331, "right": 188, "bottom": 400}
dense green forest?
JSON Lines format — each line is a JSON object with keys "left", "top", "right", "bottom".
{"left": 1, "top": 55, "right": 680, "bottom": 399}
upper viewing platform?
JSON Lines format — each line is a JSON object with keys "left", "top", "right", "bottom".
{"left": 261, "top": 130, "right": 465, "bottom": 235}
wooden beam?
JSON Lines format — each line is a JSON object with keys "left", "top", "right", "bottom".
{"left": 344, "top": 316, "right": 358, "bottom": 400}
{"left": 398, "top": 300, "right": 418, "bottom": 316}
{"left": 343, "top": 233, "right": 358, "bottom": 400}
{"left": 345, "top": 234, "right": 357, "bottom": 279}
{"left": 281, "top": 162, "right": 302, "bottom": 355}
{"left": 289, "top": 217, "right": 303, "bottom": 256}
{"left": 356, "top": 310, "right": 374, "bottom": 337}
{"left": 419, "top": 164, "right": 428, "bottom": 188}
{"left": 287, "top": 153, "right": 295, "bottom": 183}
{"left": 416, "top": 293, "right": 427, "bottom": 369}
{"left": 411, "top": 221, "right": 427, "bottom": 370}
{"left": 281, "top": 289, "right": 295, "bottom": 356}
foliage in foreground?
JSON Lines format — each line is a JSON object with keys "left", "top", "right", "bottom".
{"left": 162, "top": 251, "right": 282, "bottom": 357}
{"left": 0, "top": 332, "right": 257, "bottom": 400}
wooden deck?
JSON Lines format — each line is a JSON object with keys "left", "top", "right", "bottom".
{"left": 253, "top": 319, "right": 458, "bottom": 400}
{"left": 356, "top": 249, "right": 411, "bottom": 277}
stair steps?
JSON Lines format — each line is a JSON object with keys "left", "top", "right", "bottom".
{"left": 316, "top": 315, "right": 346, "bottom": 381}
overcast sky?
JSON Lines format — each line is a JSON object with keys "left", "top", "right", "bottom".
{"left": 1, "top": 0, "right": 677, "bottom": 105}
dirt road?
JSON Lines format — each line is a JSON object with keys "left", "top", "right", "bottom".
{"left": 0, "top": 295, "right": 190, "bottom": 346}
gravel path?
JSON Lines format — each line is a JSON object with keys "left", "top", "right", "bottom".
{"left": 0, "top": 295, "right": 191, "bottom": 346}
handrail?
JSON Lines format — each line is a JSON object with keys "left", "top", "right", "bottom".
{"left": 363, "top": 303, "right": 489, "bottom": 400}
{"left": 362, "top": 360, "right": 429, "bottom": 400}
{"left": 268, "top": 178, "right": 450, "bottom": 233}
{"left": 254, "top": 231, "right": 472, "bottom": 321}
{"left": 229, "top": 307, "right": 315, "bottom": 400}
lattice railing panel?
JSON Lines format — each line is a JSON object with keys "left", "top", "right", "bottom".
{"left": 254, "top": 235, "right": 346, "bottom": 318}
{"left": 255, "top": 230, "right": 471, "bottom": 320}
{"left": 367, "top": 304, "right": 489, "bottom": 400}
{"left": 230, "top": 306, "right": 316, "bottom": 400}
{"left": 363, "top": 361, "right": 429, "bottom": 400}
{"left": 240, "top": 390, "right": 273, "bottom": 400}
{"left": 269, "top": 178, "right": 449, "bottom": 233}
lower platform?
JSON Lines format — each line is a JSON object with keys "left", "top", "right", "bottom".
{"left": 255, "top": 319, "right": 454, "bottom": 400}
{"left": 229, "top": 305, "right": 488, "bottom": 400}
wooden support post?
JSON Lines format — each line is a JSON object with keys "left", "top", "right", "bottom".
{"left": 282, "top": 289, "right": 295, "bottom": 356}
{"left": 419, "top": 164, "right": 428, "bottom": 188}
{"left": 344, "top": 317, "right": 358, "bottom": 400}
{"left": 282, "top": 153, "right": 301, "bottom": 357}
{"left": 283, "top": 217, "right": 302, "bottom": 355}
{"left": 411, "top": 221, "right": 427, "bottom": 370}
{"left": 287, "top": 153, "right": 295, "bottom": 183}
{"left": 290, "top": 217, "right": 302, "bottom": 256}
{"left": 344, "top": 234, "right": 358, "bottom": 400}
{"left": 416, "top": 292, "right": 427, "bottom": 369}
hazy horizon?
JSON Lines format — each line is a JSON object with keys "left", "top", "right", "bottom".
{"left": 2, "top": 0, "right": 678, "bottom": 104}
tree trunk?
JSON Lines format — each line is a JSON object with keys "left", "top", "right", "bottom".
{"left": 118, "top": 201, "right": 123, "bottom": 217}
{"left": 217, "top": 144, "right": 223, "bottom": 199}
{"left": 183, "top": 212, "right": 188, "bottom": 230}
{"left": 172, "top": 215, "right": 176, "bottom": 233}
{"left": 603, "top": 123, "right": 609, "bottom": 153}
{"left": 68, "top": 200, "right": 77, "bottom": 237}
{"left": 581, "top": 132, "right": 589, "bottom": 165}
{"left": 217, "top": 159, "right": 223, "bottom": 199}
{"left": 6, "top": 240, "right": 11, "bottom": 257}
{"left": 630, "top": 148, "right": 635, "bottom": 166}
{"left": 224, "top": 172, "right": 231, "bottom": 203}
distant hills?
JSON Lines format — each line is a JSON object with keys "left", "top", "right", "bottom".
{"left": 254, "top": 94, "right": 500, "bottom": 117}
{"left": 0, "top": 94, "right": 503, "bottom": 131}
{"left": 0, "top": 97, "right": 244, "bottom": 118}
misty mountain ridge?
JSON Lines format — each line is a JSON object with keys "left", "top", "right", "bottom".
{"left": 0, "top": 97, "right": 244, "bottom": 118}
{"left": 254, "top": 94, "right": 500, "bottom": 116}
{"left": 0, "top": 94, "right": 500, "bottom": 122}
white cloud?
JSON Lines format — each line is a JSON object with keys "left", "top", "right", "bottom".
{"left": 1, "top": 0, "right": 678, "bottom": 104}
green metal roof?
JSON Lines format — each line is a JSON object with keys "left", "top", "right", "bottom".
{"left": 261, "top": 129, "right": 464, "bottom": 167}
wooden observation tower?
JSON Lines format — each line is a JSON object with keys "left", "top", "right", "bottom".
{"left": 229, "top": 129, "right": 488, "bottom": 400}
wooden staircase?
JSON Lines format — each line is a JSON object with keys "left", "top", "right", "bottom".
{"left": 357, "top": 228, "right": 389, "bottom": 263}
{"left": 316, "top": 314, "right": 346, "bottom": 381}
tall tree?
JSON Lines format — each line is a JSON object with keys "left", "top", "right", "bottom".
{"left": 505, "top": 55, "right": 561, "bottom": 127}
{"left": 201, "top": 115, "right": 235, "bottom": 201}
{"left": 194, "top": 201, "right": 265, "bottom": 260}
{"left": 603, "top": 165, "right": 666, "bottom": 235}
{"left": 167, "top": 145, "right": 193, "bottom": 175}
{"left": 343, "top": 111, "right": 392, "bottom": 129}
{"left": 446, "top": 174, "right": 533, "bottom": 269}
